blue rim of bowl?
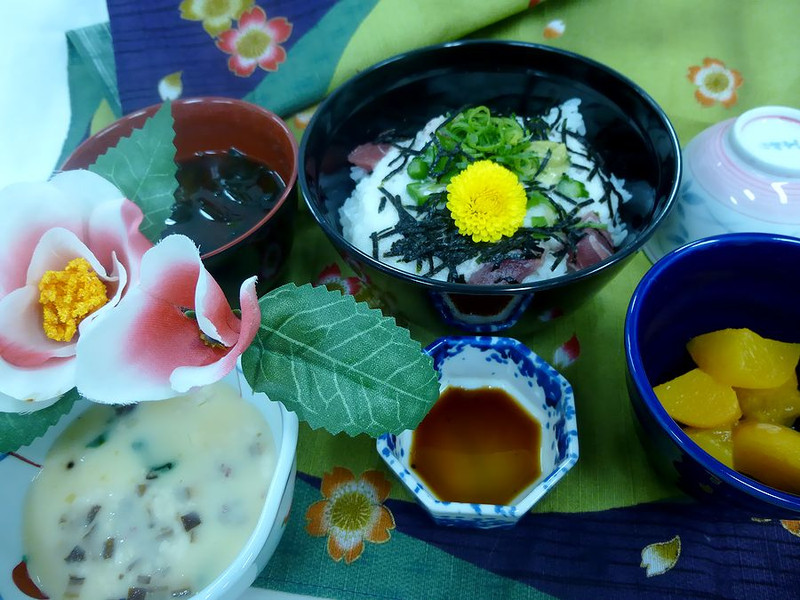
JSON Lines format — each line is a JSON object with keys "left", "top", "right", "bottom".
{"left": 299, "top": 39, "right": 682, "bottom": 295}
{"left": 624, "top": 232, "right": 800, "bottom": 511}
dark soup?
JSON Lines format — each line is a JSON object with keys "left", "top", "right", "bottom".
{"left": 410, "top": 386, "right": 542, "bottom": 505}
{"left": 164, "top": 148, "right": 285, "bottom": 254}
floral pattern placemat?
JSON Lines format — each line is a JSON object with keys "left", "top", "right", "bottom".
{"left": 26, "top": 0, "right": 800, "bottom": 598}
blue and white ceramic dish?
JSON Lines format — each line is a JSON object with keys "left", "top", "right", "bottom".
{"left": 626, "top": 232, "right": 800, "bottom": 517}
{"left": 377, "top": 336, "right": 578, "bottom": 529}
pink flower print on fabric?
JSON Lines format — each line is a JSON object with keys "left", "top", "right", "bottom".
{"left": 216, "top": 6, "right": 292, "bottom": 77}
{"left": 553, "top": 333, "right": 581, "bottom": 368}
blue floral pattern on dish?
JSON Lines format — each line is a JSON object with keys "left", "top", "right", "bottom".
{"left": 376, "top": 335, "right": 579, "bottom": 529}
{"left": 429, "top": 292, "right": 532, "bottom": 332}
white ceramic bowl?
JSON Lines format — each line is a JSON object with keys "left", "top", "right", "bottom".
{"left": 645, "top": 105, "right": 800, "bottom": 262}
{"left": 377, "top": 336, "right": 578, "bottom": 529}
{"left": 0, "top": 368, "right": 299, "bottom": 600}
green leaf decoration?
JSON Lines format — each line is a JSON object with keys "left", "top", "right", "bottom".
{"left": 241, "top": 283, "right": 440, "bottom": 437}
{"left": 0, "top": 388, "right": 80, "bottom": 453}
{"left": 640, "top": 535, "right": 681, "bottom": 577}
{"left": 88, "top": 100, "right": 177, "bottom": 243}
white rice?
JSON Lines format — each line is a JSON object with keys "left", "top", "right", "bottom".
{"left": 339, "top": 99, "right": 631, "bottom": 283}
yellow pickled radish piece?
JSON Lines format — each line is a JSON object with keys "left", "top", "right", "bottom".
{"left": 653, "top": 368, "right": 741, "bottom": 428}
{"left": 732, "top": 421, "right": 800, "bottom": 495}
{"left": 684, "top": 427, "right": 734, "bottom": 468}
{"left": 687, "top": 328, "right": 800, "bottom": 389}
{"left": 736, "top": 372, "right": 800, "bottom": 426}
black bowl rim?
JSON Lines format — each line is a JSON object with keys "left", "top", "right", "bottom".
{"left": 299, "top": 39, "right": 682, "bottom": 295}
{"left": 625, "top": 231, "right": 800, "bottom": 511}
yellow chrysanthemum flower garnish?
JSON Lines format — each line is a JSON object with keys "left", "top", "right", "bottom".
{"left": 39, "top": 257, "right": 109, "bottom": 342}
{"left": 446, "top": 160, "right": 528, "bottom": 243}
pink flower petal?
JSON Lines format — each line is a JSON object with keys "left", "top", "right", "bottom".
{"left": 266, "top": 16, "right": 292, "bottom": 43}
{"left": 195, "top": 267, "right": 242, "bottom": 347}
{"left": 216, "top": 28, "right": 239, "bottom": 53}
{"left": 75, "top": 235, "right": 260, "bottom": 403}
{"left": 228, "top": 55, "right": 258, "bottom": 77}
{"left": 171, "top": 276, "right": 260, "bottom": 393}
{"left": 137, "top": 234, "right": 200, "bottom": 307}
{"left": 0, "top": 328, "right": 76, "bottom": 404}
{"left": 0, "top": 181, "right": 83, "bottom": 297}
{"left": 26, "top": 228, "right": 112, "bottom": 285}
{"left": 258, "top": 44, "right": 287, "bottom": 71}
{"left": 49, "top": 169, "right": 128, "bottom": 219}
{"left": 238, "top": 6, "right": 266, "bottom": 28}
{"left": 86, "top": 198, "right": 151, "bottom": 289}
{"left": 0, "top": 286, "right": 68, "bottom": 367}
{"left": 75, "top": 287, "right": 220, "bottom": 403}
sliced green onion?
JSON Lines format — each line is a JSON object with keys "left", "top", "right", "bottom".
{"left": 407, "top": 157, "right": 429, "bottom": 180}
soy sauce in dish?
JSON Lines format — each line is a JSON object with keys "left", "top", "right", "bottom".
{"left": 164, "top": 148, "right": 285, "bottom": 254}
{"left": 409, "top": 386, "right": 542, "bottom": 505}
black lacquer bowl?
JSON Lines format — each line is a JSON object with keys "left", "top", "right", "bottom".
{"left": 300, "top": 40, "right": 681, "bottom": 331}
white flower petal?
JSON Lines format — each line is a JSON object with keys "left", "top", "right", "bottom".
{"left": 0, "top": 389, "right": 60, "bottom": 413}
{"left": 0, "top": 181, "right": 83, "bottom": 297}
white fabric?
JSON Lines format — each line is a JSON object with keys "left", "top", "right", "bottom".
{"left": 0, "top": 0, "right": 108, "bottom": 190}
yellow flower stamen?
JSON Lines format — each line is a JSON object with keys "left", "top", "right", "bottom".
{"left": 200, "top": 331, "right": 226, "bottom": 349}
{"left": 39, "top": 258, "right": 109, "bottom": 342}
{"left": 446, "top": 160, "right": 528, "bottom": 243}
{"left": 329, "top": 490, "right": 372, "bottom": 531}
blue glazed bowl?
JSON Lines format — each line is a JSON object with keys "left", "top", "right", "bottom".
{"left": 377, "top": 336, "right": 578, "bottom": 528}
{"left": 625, "top": 232, "right": 800, "bottom": 517}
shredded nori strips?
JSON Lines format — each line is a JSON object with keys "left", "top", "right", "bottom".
{"left": 86, "top": 504, "right": 101, "bottom": 525}
{"left": 145, "top": 461, "right": 175, "bottom": 480}
{"left": 65, "top": 545, "right": 86, "bottom": 563}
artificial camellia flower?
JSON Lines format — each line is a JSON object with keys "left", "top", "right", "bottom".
{"left": 687, "top": 58, "right": 743, "bottom": 108}
{"left": 179, "top": 0, "right": 254, "bottom": 37}
{"left": 216, "top": 6, "right": 292, "bottom": 77}
{"left": 446, "top": 160, "right": 528, "bottom": 243}
{"left": 306, "top": 467, "right": 395, "bottom": 564}
{"left": 0, "top": 170, "right": 151, "bottom": 411}
{"left": 75, "top": 234, "right": 260, "bottom": 404}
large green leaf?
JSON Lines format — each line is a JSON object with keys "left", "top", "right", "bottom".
{"left": 0, "top": 388, "right": 80, "bottom": 453}
{"left": 241, "top": 283, "right": 440, "bottom": 437}
{"left": 88, "top": 101, "right": 177, "bottom": 243}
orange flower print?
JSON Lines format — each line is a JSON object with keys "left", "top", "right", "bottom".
{"left": 292, "top": 106, "right": 317, "bottom": 131}
{"left": 306, "top": 467, "right": 396, "bottom": 564}
{"left": 179, "top": 0, "right": 254, "bottom": 37}
{"left": 543, "top": 19, "right": 565, "bottom": 39}
{"left": 687, "top": 58, "right": 743, "bottom": 108}
{"left": 216, "top": 6, "right": 292, "bottom": 77}
{"left": 780, "top": 520, "right": 800, "bottom": 537}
